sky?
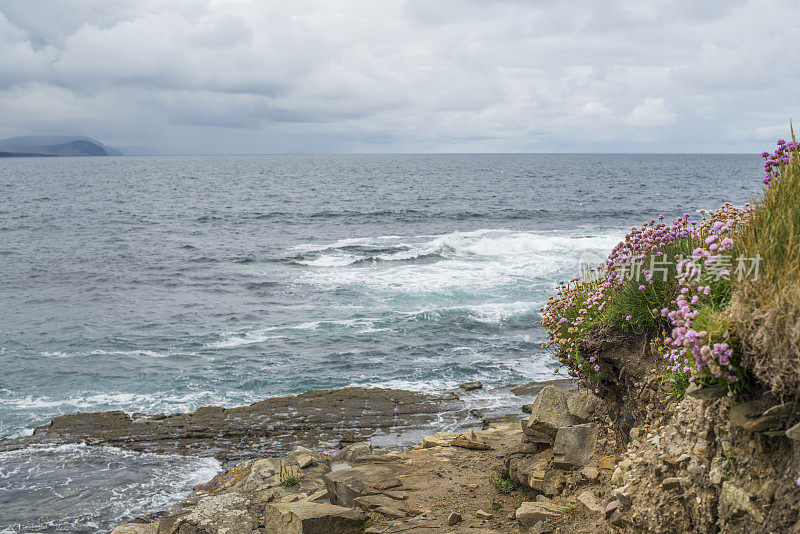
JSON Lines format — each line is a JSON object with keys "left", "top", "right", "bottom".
{"left": 0, "top": 0, "right": 798, "bottom": 154}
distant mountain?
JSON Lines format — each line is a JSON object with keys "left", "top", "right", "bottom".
{"left": 0, "top": 136, "right": 122, "bottom": 157}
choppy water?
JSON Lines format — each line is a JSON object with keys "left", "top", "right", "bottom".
{"left": 0, "top": 153, "right": 760, "bottom": 531}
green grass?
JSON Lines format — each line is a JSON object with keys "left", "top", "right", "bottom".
{"left": 490, "top": 475, "right": 515, "bottom": 494}
{"left": 280, "top": 476, "right": 298, "bottom": 487}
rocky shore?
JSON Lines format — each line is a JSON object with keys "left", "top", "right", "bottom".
{"left": 100, "top": 330, "right": 800, "bottom": 534}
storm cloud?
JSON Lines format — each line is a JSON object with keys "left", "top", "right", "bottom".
{"left": 0, "top": 0, "right": 797, "bottom": 153}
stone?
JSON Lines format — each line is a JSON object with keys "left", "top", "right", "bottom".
{"left": 609, "top": 509, "right": 624, "bottom": 527}
{"left": 580, "top": 466, "right": 599, "bottom": 481}
{"left": 661, "top": 477, "right": 683, "bottom": 490}
{"left": 786, "top": 422, "right": 800, "bottom": 441}
{"left": 264, "top": 502, "right": 365, "bottom": 534}
{"left": 720, "top": 481, "right": 764, "bottom": 523}
{"left": 539, "top": 470, "right": 566, "bottom": 497}
{"left": 552, "top": 424, "right": 596, "bottom": 468}
{"left": 520, "top": 423, "right": 555, "bottom": 445}
{"left": 323, "top": 465, "right": 402, "bottom": 508}
{"left": 447, "top": 512, "right": 462, "bottom": 525}
{"left": 337, "top": 442, "right": 373, "bottom": 463}
{"left": 522, "top": 404, "right": 534, "bottom": 414}
{"left": 459, "top": 381, "right": 483, "bottom": 391}
{"left": 598, "top": 455, "right": 618, "bottom": 470}
{"left": 110, "top": 524, "right": 158, "bottom": 534}
{"left": 296, "top": 454, "right": 315, "bottom": 469}
{"left": 510, "top": 379, "right": 576, "bottom": 396}
{"left": 576, "top": 491, "right": 604, "bottom": 514}
{"left": 522, "top": 386, "right": 575, "bottom": 438}
{"left": 709, "top": 467, "right": 724, "bottom": 485}
{"left": 451, "top": 437, "right": 491, "bottom": 450}
{"left": 685, "top": 383, "right": 727, "bottom": 400}
{"left": 611, "top": 467, "right": 625, "bottom": 487}
{"left": 604, "top": 500, "right": 619, "bottom": 519}
{"left": 476, "top": 510, "right": 493, "bottom": 519}
{"left": 241, "top": 458, "right": 282, "bottom": 492}
{"left": 516, "top": 501, "right": 562, "bottom": 532}
{"left": 565, "top": 390, "right": 601, "bottom": 423}
{"left": 507, "top": 450, "right": 551, "bottom": 489}
{"left": 421, "top": 432, "right": 460, "bottom": 448}
{"left": 729, "top": 400, "right": 782, "bottom": 433}
{"left": 174, "top": 493, "right": 257, "bottom": 534}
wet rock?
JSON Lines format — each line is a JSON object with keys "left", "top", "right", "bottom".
{"left": 173, "top": 492, "right": 257, "bottom": 534}
{"left": 459, "top": 381, "right": 483, "bottom": 391}
{"left": 552, "top": 424, "right": 596, "bottom": 468}
{"left": 264, "top": 502, "right": 364, "bottom": 534}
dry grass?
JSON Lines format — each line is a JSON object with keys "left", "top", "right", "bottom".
{"left": 728, "top": 126, "right": 800, "bottom": 399}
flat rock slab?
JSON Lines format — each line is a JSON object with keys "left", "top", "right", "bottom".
{"left": 265, "top": 502, "right": 364, "bottom": 534}
{"left": 0, "top": 387, "right": 458, "bottom": 462}
{"left": 324, "top": 464, "right": 403, "bottom": 508}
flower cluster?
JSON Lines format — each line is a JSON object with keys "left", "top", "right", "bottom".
{"left": 761, "top": 138, "right": 799, "bottom": 187}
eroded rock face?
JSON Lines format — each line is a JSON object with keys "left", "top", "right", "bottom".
{"left": 552, "top": 424, "right": 597, "bottom": 468}
{"left": 323, "top": 465, "right": 402, "bottom": 508}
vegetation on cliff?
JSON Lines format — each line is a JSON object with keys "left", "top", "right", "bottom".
{"left": 542, "top": 129, "right": 800, "bottom": 401}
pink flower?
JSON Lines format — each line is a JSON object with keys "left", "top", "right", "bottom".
{"left": 625, "top": 315, "right": 632, "bottom": 321}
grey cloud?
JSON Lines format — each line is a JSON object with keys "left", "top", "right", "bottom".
{"left": 0, "top": 0, "right": 797, "bottom": 153}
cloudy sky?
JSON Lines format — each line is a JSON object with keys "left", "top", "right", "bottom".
{"left": 0, "top": 0, "right": 798, "bottom": 153}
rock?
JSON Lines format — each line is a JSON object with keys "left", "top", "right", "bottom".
{"left": 523, "top": 387, "right": 575, "bottom": 439}
{"left": 580, "top": 466, "right": 599, "bottom": 481}
{"left": 338, "top": 432, "right": 369, "bottom": 448}
{"left": 507, "top": 450, "right": 551, "bottom": 489}
{"left": 451, "top": 437, "right": 491, "bottom": 450}
{"left": 354, "top": 495, "right": 407, "bottom": 518}
{"left": 604, "top": 500, "right": 619, "bottom": 519}
{"left": 598, "top": 455, "right": 618, "bottom": 470}
{"left": 242, "top": 458, "right": 281, "bottom": 492}
{"left": 482, "top": 414, "right": 524, "bottom": 428}
{"left": 522, "top": 404, "right": 534, "bottom": 414}
{"left": 520, "top": 423, "right": 555, "bottom": 445}
{"left": 709, "top": 466, "right": 724, "bottom": 485}
{"left": 552, "top": 424, "right": 596, "bottom": 468}
{"left": 786, "top": 422, "right": 800, "bottom": 441}
{"left": 264, "top": 502, "right": 365, "bottom": 534}
{"left": 459, "top": 381, "right": 483, "bottom": 391}
{"left": 729, "top": 400, "right": 782, "bottom": 433}
{"left": 609, "top": 508, "right": 624, "bottom": 527}
{"left": 720, "top": 481, "right": 764, "bottom": 523}
{"left": 421, "top": 432, "right": 461, "bottom": 448}
{"left": 296, "top": 453, "right": 314, "bottom": 469}
{"left": 110, "top": 524, "right": 158, "bottom": 534}
{"left": 510, "top": 379, "right": 576, "bottom": 396}
{"left": 447, "top": 512, "right": 463, "bottom": 525}
{"left": 337, "top": 442, "right": 373, "bottom": 463}
{"left": 476, "top": 509, "right": 493, "bottom": 519}
{"left": 661, "top": 477, "right": 683, "bottom": 490}
{"left": 539, "top": 469, "right": 566, "bottom": 497}
{"left": 323, "top": 465, "right": 402, "bottom": 508}
{"left": 611, "top": 467, "right": 625, "bottom": 487}
{"left": 174, "top": 492, "right": 257, "bottom": 534}
{"left": 516, "top": 501, "right": 562, "bottom": 531}
{"left": 685, "top": 383, "right": 727, "bottom": 400}
{"left": 576, "top": 490, "right": 604, "bottom": 514}
{"left": 565, "top": 390, "right": 601, "bottom": 423}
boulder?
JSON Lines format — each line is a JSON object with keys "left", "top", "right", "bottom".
{"left": 421, "top": 432, "right": 461, "bottom": 448}
{"left": 522, "top": 387, "right": 575, "bottom": 438}
{"left": 516, "top": 501, "right": 562, "bottom": 532}
{"left": 323, "top": 465, "right": 402, "bottom": 508}
{"left": 242, "top": 458, "right": 281, "bottom": 492}
{"left": 565, "top": 390, "right": 601, "bottom": 423}
{"left": 173, "top": 493, "right": 257, "bottom": 534}
{"left": 507, "top": 450, "right": 551, "bottom": 489}
{"left": 264, "top": 502, "right": 364, "bottom": 534}
{"left": 552, "top": 424, "right": 596, "bottom": 468}
{"left": 459, "top": 381, "right": 483, "bottom": 391}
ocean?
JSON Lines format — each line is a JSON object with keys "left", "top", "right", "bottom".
{"left": 0, "top": 153, "right": 761, "bottom": 531}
